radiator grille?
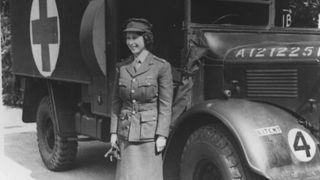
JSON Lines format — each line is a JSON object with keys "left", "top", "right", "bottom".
{"left": 246, "top": 69, "right": 298, "bottom": 98}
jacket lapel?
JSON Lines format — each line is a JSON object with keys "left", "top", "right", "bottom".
{"left": 126, "top": 53, "right": 154, "bottom": 77}
{"left": 134, "top": 53, "right": 153, "bottom": 77}
{"left": 125, "top": 56, "right": 136, "bottom": 77}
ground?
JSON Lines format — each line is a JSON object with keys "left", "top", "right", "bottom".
{"left": 0, "top": 106, "right": 116, "bottom": 180}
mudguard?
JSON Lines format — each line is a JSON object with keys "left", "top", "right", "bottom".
{"left": 178, "top": 99, "right": 320, "bottom": 180}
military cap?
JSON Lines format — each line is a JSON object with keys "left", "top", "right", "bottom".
{"left": 123, "top": 18, "right": 152, "bottom": 33}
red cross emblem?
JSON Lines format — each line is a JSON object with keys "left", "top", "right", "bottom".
{"left": 30, "top": 0, "right": 60, "bottom": 77}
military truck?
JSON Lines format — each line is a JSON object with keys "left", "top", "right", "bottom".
{"left": 10, "top": 0, "right": 320, "bottom": 179}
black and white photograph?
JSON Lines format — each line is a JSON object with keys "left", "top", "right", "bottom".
{"left": 1, "top": 0, "right": 320, "bottom": 180}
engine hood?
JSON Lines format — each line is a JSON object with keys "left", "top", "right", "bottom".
{"left": 202, "top": 31, "right": 320, "bottom": 65}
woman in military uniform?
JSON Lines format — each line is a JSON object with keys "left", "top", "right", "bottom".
{"left": 109, "top": 18, "right": 173, "bottom": 180}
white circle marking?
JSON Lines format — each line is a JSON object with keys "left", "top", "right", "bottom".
{"left": 29, "top": 0, "right": 60, "bottom": 77}
{"left": 288, "top": 128, "right": 316, "bottom": 162}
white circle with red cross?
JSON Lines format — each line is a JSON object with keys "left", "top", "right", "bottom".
{"left": 29, "top": 0, "right": 60, "bottom": 77}
{"left": 288, "top": 128, "right": 316, "bottom": 162}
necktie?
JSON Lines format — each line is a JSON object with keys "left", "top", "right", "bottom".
{"left": 134, "top": 60, "right": 141, "bottom": 71}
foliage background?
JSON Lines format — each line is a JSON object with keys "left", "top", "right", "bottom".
{"left": 1, "top": 0, "right": 320, "bottom": 107}
{"left": 1, "top": 0, "right": 22, "bottom": 107}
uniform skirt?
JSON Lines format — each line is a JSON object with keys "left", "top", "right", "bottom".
{"left": 115, "top": 139, "right": 163, "bottom": 180}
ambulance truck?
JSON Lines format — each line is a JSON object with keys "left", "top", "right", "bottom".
{"left": 10, "top": 0, "right": 320, "bottom": 179}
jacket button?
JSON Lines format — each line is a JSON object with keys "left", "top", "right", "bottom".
{"left": 132, "top": 99, "right": 136, "bottom": 103}
{"left": 132, "top": 78, "right": 136, "bottom": 82}
{"left": 132, "top": 111, "right": 136, "bottom": 114}
{"left": 131, "top": 89, "right": 135, "bottom": 93}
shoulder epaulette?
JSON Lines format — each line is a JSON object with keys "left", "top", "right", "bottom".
{"left": 116, "top": 57, "right": 133, "bottom": 67}
{"left": 153, "top": 56, "right": 166, "bottom": 63}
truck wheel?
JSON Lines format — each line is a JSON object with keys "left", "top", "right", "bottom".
{"left": 180, "top": 124, "right": 257, "bottom": 180}
{"left": 36, "top": 96, "right": 77, "bottom": 171}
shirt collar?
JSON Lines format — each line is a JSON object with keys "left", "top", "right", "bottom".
{"left": 134, "top": 49, "right": 149, "bottom": 63}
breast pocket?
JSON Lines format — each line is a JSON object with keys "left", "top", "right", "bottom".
{"left": 118, "top": 79, "right": 129, "bottom": 100}
{"left": 138, "top": 78, "right": 157, "bottom": 102}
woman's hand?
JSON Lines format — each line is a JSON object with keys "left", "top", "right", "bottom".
{"left": 105, "top": 133, "right": 121, "bottom": 161}
{"left": 156, "top": 135, "right": 167, "bottom": 153}
{"left": 110, "top": 133, "right": 118, "bottom": 147}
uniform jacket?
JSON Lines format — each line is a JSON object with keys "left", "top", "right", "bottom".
{"left": 110, "top": 52, "right": 173, "bottom": 142}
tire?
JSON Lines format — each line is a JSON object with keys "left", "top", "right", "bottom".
{"left": 180, "top": 124, "right": 257, "bottom": 180}
{"left": 36, "top": 96, "right": 78, "bottom": 171}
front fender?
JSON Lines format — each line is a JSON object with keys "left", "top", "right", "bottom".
{"left": 175, "top": 99, "right": 320, "bottom": 180}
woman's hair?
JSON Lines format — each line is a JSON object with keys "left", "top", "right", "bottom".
{"left": 141, "top": 31, "right": 154, "bottom": 51}
{"left": 123, "top": 18, "right": 154, "bottom": 51}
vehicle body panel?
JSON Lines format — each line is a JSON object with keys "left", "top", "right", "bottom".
{"left": 11, "top": 0, "right": 91, "bottom": 83}
{"left": 174, "top": 99, "right": 320, "bottom": 180}
{"left": 195, "top": 29, "right": 320, "bottom": 133}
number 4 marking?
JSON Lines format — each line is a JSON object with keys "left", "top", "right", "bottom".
{"left": 288, "top": 128, "right": 316, "bottom": 162}
{"left": 293, "top": 131, "right": 311, "bottom": 157}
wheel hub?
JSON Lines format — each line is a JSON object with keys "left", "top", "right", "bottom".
{"left": 44, "top": 118, "right": 55, "bottom": 151}
{"left": 194, "top": 159, "right": 223, "bottom": 180}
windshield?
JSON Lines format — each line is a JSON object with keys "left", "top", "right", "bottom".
{"left": 191, "top": 0, "right": 320, "bottom": 29}
{"left": 191, "top": 0, "right": 269, "bottom": 26}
